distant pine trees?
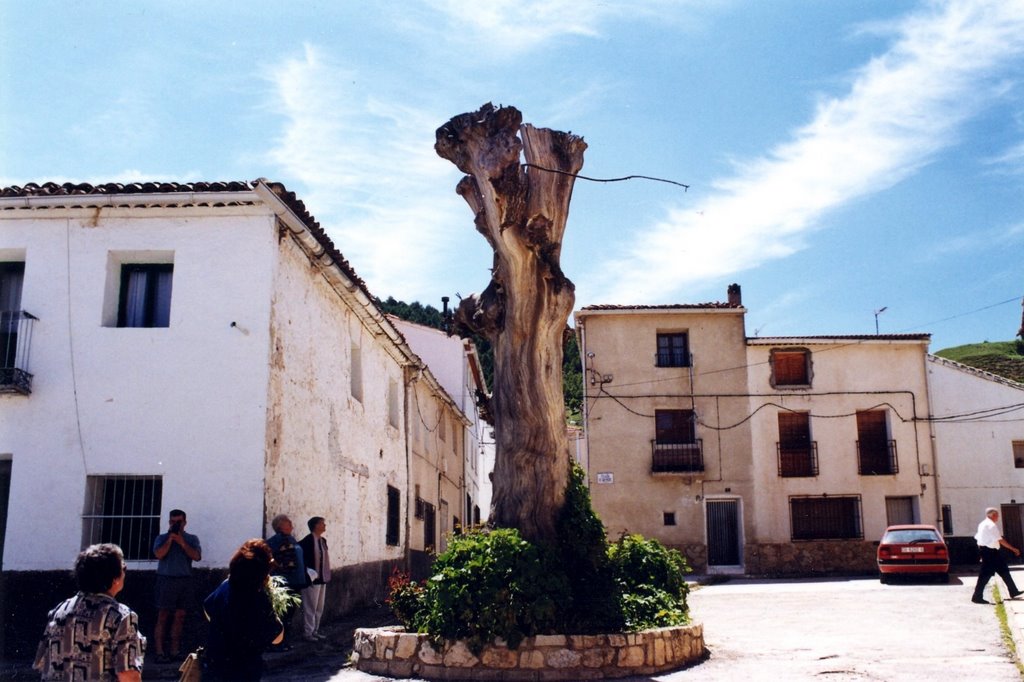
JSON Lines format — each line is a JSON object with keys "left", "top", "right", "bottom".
{"left": 376, "top": 296, "right": 583, "bottom": 423}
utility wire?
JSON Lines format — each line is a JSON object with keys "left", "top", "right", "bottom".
{"left": 522, "top": 163, "right": 689, "bottom": 190}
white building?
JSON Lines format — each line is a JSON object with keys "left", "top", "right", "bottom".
{"left": 390, "top": 317, "right": 490, "bottom": 535}
{"left": 0, "top": 180, "right": 460, "bottom": 655}
{"left": 927, "top": 355, "right": 1024, "bottom": 558}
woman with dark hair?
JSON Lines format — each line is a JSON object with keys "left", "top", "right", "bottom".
{"left": 34, "top": 543, "right": 146, "bottom": 681}
{"left": 203, "top": 539, "right": 284, "bottom": 681}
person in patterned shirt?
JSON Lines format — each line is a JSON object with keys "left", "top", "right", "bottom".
{"left": 34, "top": 543, "right": 146, "bottom": 681}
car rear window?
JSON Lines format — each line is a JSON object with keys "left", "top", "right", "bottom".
{"left": 881, "top": 529, "right": 941, "bottom": 544}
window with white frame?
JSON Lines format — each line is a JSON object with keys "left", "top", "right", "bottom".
{"left": 82, "top": 476, "right": 162, "bottom": 561}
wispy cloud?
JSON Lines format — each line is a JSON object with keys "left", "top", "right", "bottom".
{"left": 265, "top": 45, "right": 468, "bottom": 299}
{"left": 420, "top": 0, "right": 704, "bottom": 54}
{"left": 587, "top": 0, "right": 1024, "bottom": 303}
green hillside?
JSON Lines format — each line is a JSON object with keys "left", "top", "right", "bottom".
{"left": 933, "top": 340, "right": 1024, "bottom": 384}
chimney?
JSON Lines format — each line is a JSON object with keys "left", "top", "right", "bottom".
{"left": 727, "top": 283, "right": 742, "bottom": 306}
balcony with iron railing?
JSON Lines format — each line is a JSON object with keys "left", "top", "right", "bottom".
{"left": 857, "top": 439, "right": 898, "bottom": 475}
{"left": 1, "top": 310, "right": 37, "bottom": 395}
{"left": 651, "top": 439, "right": 704, "bottom": 473}
{"left": 777, "top": 441, "right": 819, "bottom": 477}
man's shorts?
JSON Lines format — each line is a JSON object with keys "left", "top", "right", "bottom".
{"left": 155, "top": 575, "right": 195, "bottom": 611}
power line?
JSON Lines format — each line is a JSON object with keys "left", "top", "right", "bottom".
{"left": 522, "top": 163, "right": 689, "bottom": 190}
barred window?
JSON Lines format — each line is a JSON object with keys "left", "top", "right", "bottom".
{"left": 790, "top": 496, "right": 862, "bottom": 540}
{"left": 82, "top": 476, "right": 162, "bottom": 561}
{"left": 386, "top": 485, "right": 400, "bottom": 546}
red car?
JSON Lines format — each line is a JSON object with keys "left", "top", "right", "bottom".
{"left": 877, "top": 524, "right": 949, "bottom": 583}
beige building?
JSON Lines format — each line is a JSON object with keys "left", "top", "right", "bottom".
{"left": 745, "top": 334, "right": 937, "bottom": 574}
{"left": 576, "top": 285, "right": 938, "bottom": 575}
{"left": 575, "top": 288, "right": 754, "bottom": 573}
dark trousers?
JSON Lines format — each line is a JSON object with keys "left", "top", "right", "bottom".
{"left": 973, "top": 546, "right": 1020, "bottom": 599}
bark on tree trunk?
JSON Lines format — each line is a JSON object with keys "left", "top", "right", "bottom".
{"left": 435, "top": 103, "right": 586, "bottom": 546}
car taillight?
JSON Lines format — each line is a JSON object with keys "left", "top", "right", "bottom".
{"left": 879, "top": 546, "right": 891, "bottom": 558}
{"left": 936, "top": 546, "right": 947, "bottom": 556}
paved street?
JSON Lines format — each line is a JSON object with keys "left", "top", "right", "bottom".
{"left": 279, "top": 572, "right": 1020, "bottom": 682}
{"left": 6, "top": 572, "right": 1017, "bottom": 681}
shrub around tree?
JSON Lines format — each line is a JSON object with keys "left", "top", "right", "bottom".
{"left": 387, "top": 464, "right": 691, "bottom": 652}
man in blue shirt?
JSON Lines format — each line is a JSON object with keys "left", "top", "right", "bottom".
{"left": 152, "top": 509, "right": 201, "bottom": 662}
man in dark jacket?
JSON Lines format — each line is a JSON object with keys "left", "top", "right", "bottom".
{"left": 298, "top": 516, "right": 332, "bottom": 641}
{"left": 266, "top": 514, "right": 306, "bottom": 649}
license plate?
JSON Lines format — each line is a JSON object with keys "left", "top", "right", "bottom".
{"left": 901, "top": 547, "right": 924, "bottom": 553}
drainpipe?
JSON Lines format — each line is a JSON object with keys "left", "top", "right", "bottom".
{"left": 577, "top": 319, "right": 591, "bottom": 483}
{"left": 922, "top": 354, "right": 943, "bottom": 529}
{"left": 403, "top": 366, "right": 418, "bottom": 573}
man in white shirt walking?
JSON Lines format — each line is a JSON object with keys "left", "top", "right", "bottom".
{"left": 972, "top": 507, "right": 1022, "bottom": 604}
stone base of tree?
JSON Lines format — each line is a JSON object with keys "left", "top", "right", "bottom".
{"left": 353, "top": 624, "right": 706, "bottom": 680}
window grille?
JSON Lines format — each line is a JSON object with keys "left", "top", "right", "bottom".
{"left": 790, "top": 496, "right": 862, "bottom": 540}
{"left": 856, "top": 410, "right": 897, "bottom": 475}
{"left": 82, "top": 476, "right": 162, "bottom": 561}
{"left": 777, "top": 412, "right": 817, "bottom": 477}
{"left": 386, "top": 485, "right": 400, "bottom": 546}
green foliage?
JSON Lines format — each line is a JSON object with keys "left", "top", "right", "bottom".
{"left": 934, "top": 340, "right": 1024, "bottom": 383}
{"left": 376, "top": 296, "right": 587, "bottom": 421}
{"left": 386, "top": 464, "right": 691, "bottom": 648}
{"left": 385, "top": 567, "right": 425, "bottom": 625}
{"left": 266, "top": 575, "right": 302, "bottom": 618}
{"left": 563, "top": 332, "right": 583, "bottom": 425}
{"left": 608, "top": 534, "right": 691, "bottom": 630}
{"left": 409, "top": 528, "right": 569, "bottom": 652}
{"left": 554, "top": 462, "right": 623, "bottom": 633}
{"left": 376, "top": 295, "right": 494, "bottom": 391}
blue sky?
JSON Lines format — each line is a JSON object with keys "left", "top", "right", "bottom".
{"left": 2, "top": 1, "right": 1023, "bottom": 351}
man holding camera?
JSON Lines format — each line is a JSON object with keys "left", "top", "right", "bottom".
{"left": 152, "top": 509, "right": 201, "bottom": 662}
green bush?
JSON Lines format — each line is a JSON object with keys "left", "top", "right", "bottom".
{"left": 554, "top": 462, "right": 623, "bottom": 633}
{"left": 608, "top": 533, "right": 691, "bottom": 629}
{"left": 385, "top": 461, "right": 691, "bottom": 648}
{"left": 411, "top": 527, "right": 569, "bottom": 652}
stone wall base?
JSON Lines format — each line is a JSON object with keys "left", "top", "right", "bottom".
{"left": 353, "top": 624, "right": 706, "bottom": 680}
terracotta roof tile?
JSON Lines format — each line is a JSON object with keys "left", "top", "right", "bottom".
{"left": 0, "top": 179, "right": 371, "bottom": 300}
{"left": 580, "top": 302, "right": 741, "bottom": 311}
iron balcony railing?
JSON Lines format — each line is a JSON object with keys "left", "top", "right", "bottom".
{"left": 651, "top": 439, "right": 704, "bottom": 473}
{"left": 777, "top": 441, "right": 819, "bottom": 477}
{"left": 1, "top": 310, "right": 37, "bottom": 395}
{"left": 857, "top": 439, "right": 898, "bottom": 475}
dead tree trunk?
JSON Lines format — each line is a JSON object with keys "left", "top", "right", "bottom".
{"left": 435, "top": 103, "right": 586, "bottom": 546}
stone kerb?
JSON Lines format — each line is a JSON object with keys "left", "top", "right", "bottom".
{"left": 353, "top": 624, "right": 706, "bottom": 680}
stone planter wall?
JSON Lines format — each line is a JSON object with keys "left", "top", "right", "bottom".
{"left": 353, "top": 624, "right": 705, "bottom": 680}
